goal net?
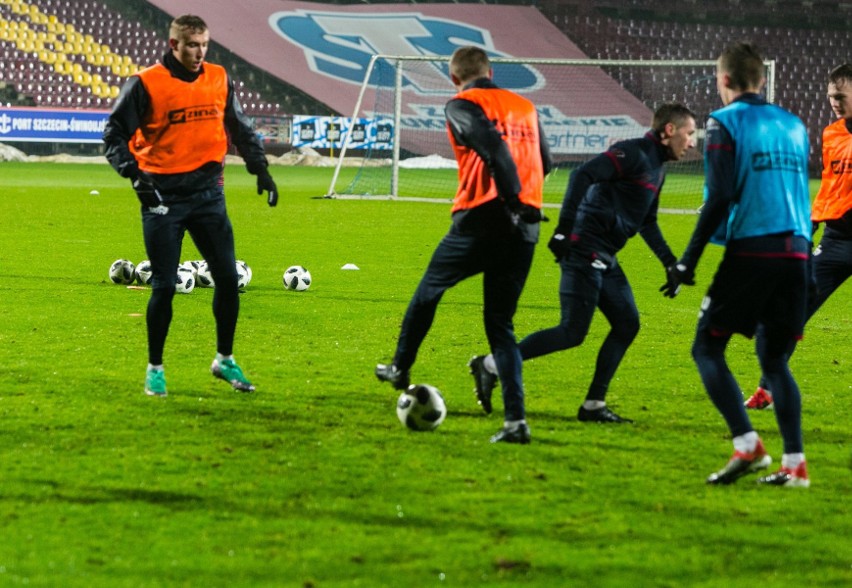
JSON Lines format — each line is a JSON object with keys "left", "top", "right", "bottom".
{"left": 327, "top": 55, "right": 776, "bottom": 213}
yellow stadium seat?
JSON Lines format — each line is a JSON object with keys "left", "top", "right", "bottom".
{"left": 74, "top": 71, "right": 92, "bottom": 86}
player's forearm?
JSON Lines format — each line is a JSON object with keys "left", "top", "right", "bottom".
{"left": 103, "top": 77, "right": 147, "bottom": 178}
{"left": 680, "top": 195, "right": 729, "bottom": 269}
{"left": 224, "top": 84, "right": 268, "bottom": 174}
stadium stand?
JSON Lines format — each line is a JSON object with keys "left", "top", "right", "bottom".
{"left": 536, "top": 0, "right": 852, "bottom": 173}
{"left": 0, "top": 0, "right": 288, "bottom": 114}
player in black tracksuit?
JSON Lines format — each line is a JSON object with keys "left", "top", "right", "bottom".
{"left": 473, "top": 104, "right": 697, "bottom": 423}
{"left": 102, "top": 15, "right": 277, "bottom": 396}
{"left": 377, "top": 47, "right": 553, "bottom": 444}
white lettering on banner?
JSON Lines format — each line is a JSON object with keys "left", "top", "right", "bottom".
{"left": 33, "top": 118, "right": 70, "bottom": 131}
{"left": 12, "top": 117, "right": 33, "bottom": 130}
{"left": 0, "top": 106, "right": 110, "bottom": 142}
{"left": 70, "top": 118, "right": 106, "bottom": 132}
{"left": 400, "top": 117, "right": 446, "bottom": 131}
{"left": 404, "top": 103, "right": 646, "bottom": 154}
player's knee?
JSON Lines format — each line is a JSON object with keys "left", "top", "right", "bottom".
{"left": 209, "top": 264, "right": 238, "bottom": 287}
{"left": 756, "top": 342, "right": 791, "bottom": 376}
{"left": 613, "top": 316, "right": 640, "bottom": 343}
{"left": 214, "top": 272, "right": 239, "bottom": 293}
{"left": 150, "top": 276, "right": 177, "bottom": 294}
{"left": 148, "top": 284, "right": 176, "bottom": 308}
{"left": 556, "top": 323, "right": 587, "bottom": 349}
{"left": 691, "top": 331, "right": 720, "bottom": 364}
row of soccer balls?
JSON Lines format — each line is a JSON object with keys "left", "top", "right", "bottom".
{"left": 108, "top": 259, "right": 312, "bottom": 293}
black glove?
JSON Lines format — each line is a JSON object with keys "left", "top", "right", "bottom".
{"left": 132, "top": 175, "right": 162, "bottom": 208}
{"left": 507, "top": 203, "right": 543, "bottom": 224}
{"left": 503, "top": 194, "right": 543, "bottom": 225}
{"left": 257, "top": 170, "right": 278, "bottom": 207}
{"left": 547, "top": 231, "right": 572, "bottom": 261}
{"left": 659, "top": 263, "right": 695, "bottom": 298}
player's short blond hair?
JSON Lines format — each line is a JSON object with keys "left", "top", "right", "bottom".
{"left": 169, "top": 14, "right": 208, "bottom": 41}
{"left": 450, "top": 46, "right": 490, "bottom": 85}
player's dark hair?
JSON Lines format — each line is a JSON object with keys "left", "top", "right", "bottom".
{"left": 651, "top": 103, "right": 696, "bottom": 133}
{"left": 170, "top": 14, "right": 208, "bottom": 39}
{"left": 718, "top": 41, "right": 764, "bottom": 91}
{"left": 828, "top": 63, "right": 852, "bottom": 86}
{"left": 450, "top": 46, "right": 491, "bottom": 84}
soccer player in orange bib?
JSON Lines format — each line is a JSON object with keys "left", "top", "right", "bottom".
{"left": 103, "top": 15, "right": 278, "bottom": 397}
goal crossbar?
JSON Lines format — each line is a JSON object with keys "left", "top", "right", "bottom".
{"left": 326, "top": 54, "right": 775, "bottom": 211}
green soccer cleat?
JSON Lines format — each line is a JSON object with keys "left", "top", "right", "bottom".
{"left": 145, "top": 367, "right": 167, "bottom": 397}
{"left": 211, "top": 358, "right": 256, "bottom": 392}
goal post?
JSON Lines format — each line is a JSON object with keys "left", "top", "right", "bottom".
{"left": 327, "top": 55, "right": 776, "bottom": 212}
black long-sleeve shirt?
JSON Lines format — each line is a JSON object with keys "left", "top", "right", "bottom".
{"left": 559, "top": 131, "right": 676, "bottom": 266}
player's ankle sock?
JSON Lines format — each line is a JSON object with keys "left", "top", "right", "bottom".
{"left": 215, "top": 353, "right": 234, "bottom": 362}
{"left": 503, "top": 419, "right": 526, "bottom": 431}
{"left": 583, "top": 400, "right": 606, "bottom": 411}
{"left": 782, "top": 452, "right": 805, "bottom": 469}
{"left": 148, "top": 363, "right": 163, "bottom": 371}
{"left": 483, "top": 354, "right": 497, "bottom": 375}
{"left": 733, "top": 431, "right": 759, "bottom": 454}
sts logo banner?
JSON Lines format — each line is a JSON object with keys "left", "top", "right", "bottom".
{"left": 268, "top": 10, "right": 542, "bottom": 94}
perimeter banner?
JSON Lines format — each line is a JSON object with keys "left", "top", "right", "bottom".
{"left": 0, "top": 106, "right": 109, "bottom": 143}
{"left": 291, "top": 115, "right": 393, "bottom": 150}
{"left": 145, "top": 1, "right": 652, "bottom": 154}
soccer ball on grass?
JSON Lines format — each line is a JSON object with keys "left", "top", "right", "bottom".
{"left": 135, "top": 260, "right": 153, "bottom": 285}
{"left": 175, "top": 265, "right": 195, "bottom": 294}
{"left": 283, "top": 265, "right": 311, "bottom": 291}
{"left": 396, "top": 384, "right": 447, "bottom": 431}
{"left": 196, "top": 261, "right": 214, "bottom": 287}
{"left": 236, "top": 260, "right": 252, "bottom": 287}
{"left": 109, "top": 259, "right": 136, "bottom": 284}
{"left": 236, "top": 261, "right": 250, "bottom": 289}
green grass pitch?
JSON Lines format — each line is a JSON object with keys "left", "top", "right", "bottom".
{"left": 0, "top": 161, "right": 849, "bottom": 587}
